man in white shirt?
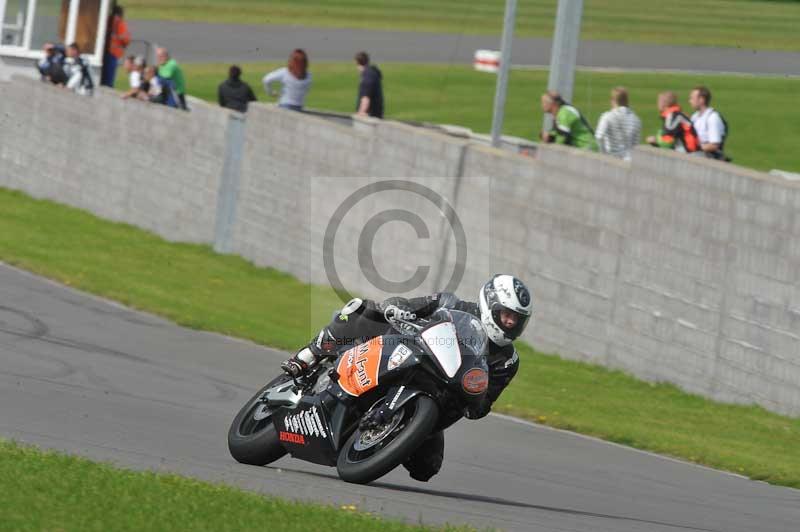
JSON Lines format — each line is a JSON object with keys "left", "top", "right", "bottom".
{"left": 689, "top": 86, "right": 728, "bottom": 160}
{"left": 595, "top": 86, "right": 642, "bottom": 161}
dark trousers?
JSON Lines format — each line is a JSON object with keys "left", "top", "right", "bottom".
{"left": 101, "top": 53, "right": 117, "bottom": 87}
{"left": 403, "top": 430, "right": 444, "bottom": 481}
{"left": 324, "top": 302, "right": 391, "bottom": 352}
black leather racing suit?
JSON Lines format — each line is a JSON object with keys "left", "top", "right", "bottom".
{"left": 305, "top": 292, "right": 520, "bottom": 481}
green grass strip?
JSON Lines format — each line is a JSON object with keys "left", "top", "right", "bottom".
{"left": 176, "top": 62, "right": 800, "bottom": 174}
{"left": 123, "top": 0, "right": 800, "bottom": 51}
{"left": 1, "top": 187, "right": 799, "bottom": 489}
{"left": 0, "top": 440, "right": 471, "bottom": 532}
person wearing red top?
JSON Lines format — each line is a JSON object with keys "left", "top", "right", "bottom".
{"left": 101, "top": 5, "right": 131, "bottom": 88}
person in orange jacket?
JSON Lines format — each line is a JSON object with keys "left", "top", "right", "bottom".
{"left": 645, "top": 91, "right": 699, "bottom": 153}
{"left": 101, "top": 5, "right": 131, "bottom": 88}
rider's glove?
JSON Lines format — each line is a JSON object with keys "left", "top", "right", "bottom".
{"left": 383, "top": 304, "right": 416, "bottom": 322}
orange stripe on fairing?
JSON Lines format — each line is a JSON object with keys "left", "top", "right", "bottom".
{"left": 336, "top": 337, "right": 383, "bottom": 397}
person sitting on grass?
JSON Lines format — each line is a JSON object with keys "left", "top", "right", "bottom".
{"left": 37, "top": 42, "right": 66, "bottom": 85}
{"left": 139, "top": 65, "right": 162, "bottom": 102}
{"left": 121, "top": 55, "right": 145, "bottom": 99}
{"left": 63, "top": 43, "right": 94, "bottom": 96}
{"left": 155, "top": 47, "right": 187, "bottom": 110}
{"left": 539, "top": 91, "right": 597, "bottom": 151}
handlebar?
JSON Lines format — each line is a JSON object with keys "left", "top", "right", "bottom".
{"left": 386, "top": 313, "right": 425, "bottom": 335}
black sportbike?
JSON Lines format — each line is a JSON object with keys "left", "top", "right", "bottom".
{"left": 228, "top": 308, "right": 490, "bottom": 484}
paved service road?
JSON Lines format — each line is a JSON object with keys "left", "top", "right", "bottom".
{"left": 129, "top": 20, "right": 800, "bottom": 76}
{"left": 2, "top": 263, "right": 799, "bottom": 532}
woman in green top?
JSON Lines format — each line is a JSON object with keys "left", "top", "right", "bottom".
{"left": 540, "top": 91, "right": 598, "bottom": 151}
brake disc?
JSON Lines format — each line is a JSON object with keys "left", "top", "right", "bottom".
{"left": 353, "top": 410, "right": 405, "bottom": 451}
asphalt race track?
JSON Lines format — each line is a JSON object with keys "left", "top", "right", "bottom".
{"left": 131, "top": 20, "right": 800, "bottom": 76}
{"left": 2, "top": 263, "right": 799, "bottom": 532}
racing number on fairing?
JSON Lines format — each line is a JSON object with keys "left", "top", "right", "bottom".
{"left": 336, "top": 337, "right": 383, "bottom": 396}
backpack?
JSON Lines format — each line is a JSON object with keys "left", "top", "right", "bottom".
{"left": 663, "top": 110, "right": 699, "bottom": 152}
{"left": 555, "top": 103, "right": 595, "bottom": 146}
{"left": 712, "top": 109, "right": 729, "bottom": 151}
{"left": 704, "top": 109, "right": 731, "bottom": 161}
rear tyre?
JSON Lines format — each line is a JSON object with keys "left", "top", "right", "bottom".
{"left": 227, "top": 375, "right": 289, "bottom": 466}
{"left": 337, "top": 395, "right": 438, "bottom": 484}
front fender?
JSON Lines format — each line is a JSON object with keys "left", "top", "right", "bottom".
{"left": 382, "top": 385, "right": 430, "bottom": 417}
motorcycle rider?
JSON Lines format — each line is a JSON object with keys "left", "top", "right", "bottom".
{"left": 280, "top": 274, "right": 533, "bottom": 481}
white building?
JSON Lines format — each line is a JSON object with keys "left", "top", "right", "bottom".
{"left": 1, "top": 0, "right": 112, "bottom": 80}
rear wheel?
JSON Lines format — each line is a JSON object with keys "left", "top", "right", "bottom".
{"left": 227, "top": 375, "right": 289, "bottom": 466}
{"left": 336, "top": 395, "right": 438, "bottom": 484}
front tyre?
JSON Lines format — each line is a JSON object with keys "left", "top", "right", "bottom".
{"left": 337, "top": 395, "right": 438, "bottom": 484}
{"left": 228, "top": 375, "right": 289, "bottom": 466}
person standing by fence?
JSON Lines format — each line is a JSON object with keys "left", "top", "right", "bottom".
{"left": 595, "top": 87, "right": 642, "bottom": 160}
{"left": 539, "top": 91, "right": 597, "bottom": 151}
{"left": 101, "top": 5, "right": 131, "bottom": 87}
{"left": 689, "top": 86, "right": 729, "bottom": 161}
{"left": 262, "top": 49, "right": 312, "bottom": 111}
{"left": 646, "top": 91, "right": 699, "bottom": 153}
{"left": 219, "top": 65, "right": 257, "bottom": 113}
{"left": 354, "top": 51, "right": 384, "bottom": 118}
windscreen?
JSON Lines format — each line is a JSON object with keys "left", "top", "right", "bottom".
{"left": 422, "top": 309, "right": 488, "bottom": 378}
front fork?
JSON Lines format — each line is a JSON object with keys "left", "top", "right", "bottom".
{"left": 359, "top": 385, "right": 429, "bottom": 430}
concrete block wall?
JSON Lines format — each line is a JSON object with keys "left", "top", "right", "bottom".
{"left": 0, "top": 78, "right": 230, "bottom": 243}
{"left": 230, "top": 108, "right": 470, "bottom": 301}
{"left": 2, "top": 77, "right": 798, "bottom": 415}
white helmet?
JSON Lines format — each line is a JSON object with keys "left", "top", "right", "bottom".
{"left": 478, "top": 274, "right": 533, "bottom": 346}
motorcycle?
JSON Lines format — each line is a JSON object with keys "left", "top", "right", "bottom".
{"left": 228, "top": 308, "right": 491, "bottom": 484}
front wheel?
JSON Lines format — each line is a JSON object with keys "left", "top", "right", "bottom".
{"left": 228, "top": 375, "right": 289, "bottom": 466}
{"left": 337, "top": 395, "right": 438, "bottom": 484}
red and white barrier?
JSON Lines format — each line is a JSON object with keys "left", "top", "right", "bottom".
{"left": 473, "top": 49, "right": 501, "bottom": 73}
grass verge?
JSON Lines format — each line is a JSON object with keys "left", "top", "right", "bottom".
{"left": 176, "top": 62, "right": 800, "bottom": 173}
{"left": 124, "top": 0, "right": 800, "bottom": 51}
{"left": 0, "top": 440, "right": 469, "bottom": 532}
{"left": 1, "top": 187, "right": 799, "bottom": 488}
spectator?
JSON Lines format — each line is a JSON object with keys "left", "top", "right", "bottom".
{"left": 689, "top": 86, "right": 729, "bottom": 160}
{"left": 645, "top": 91, "right": 699, "bottom": 153}
{"left": 121, "top": 55, "right": 145, "bottom": 99}
{"left": 37, "top": 42, "right": 66, "bottom": 85}
{"left": 64, "top": 43, "right": 94, "bottom": 96}
{"left": 101, "top": 5, "right": 131, "bottom": 87}
{"left": 539, "top": 91, "right": 597, "bottom": 151}
{"left": 218, "top": 65, "right": 257, "bottom": 113}
{"left": 141, "top": 65, "right": 163, "bottom": 102}
{"left": 354, "top": 51, "right": 383, "bottom": 118}
{"left": 595, "top": 86, "right": 641, "bottom": 160}
{"left": 156, "top": 47, "right": 187, "bottom": 110}
{"left": 262, "top": 49, "right": 312, "bottom": 111}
